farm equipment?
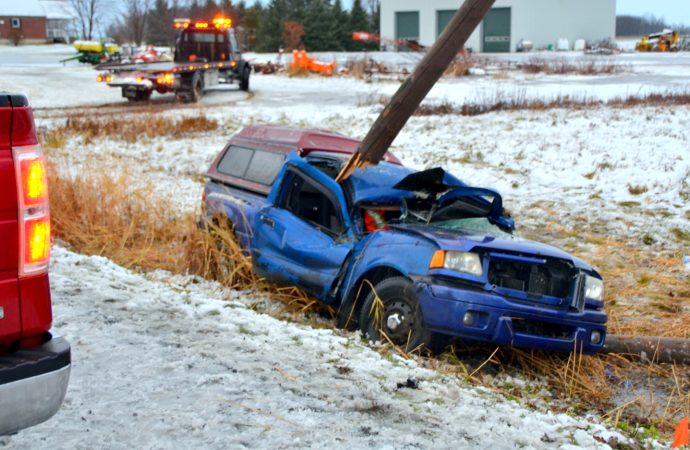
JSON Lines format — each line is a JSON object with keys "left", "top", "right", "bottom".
{"left": 288, "top": 50, "right": 335, "bottom": 76}
{"left": 61, "top": 40, "right": 120, "bottom": 65}
{"left": 636, "top": 29, "right": 681, "bottom": 52}
{"left": 95, "top": 17, "right": 251, "bottom": 102}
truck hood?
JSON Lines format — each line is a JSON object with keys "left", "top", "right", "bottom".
{"left": 390, "top": 223, "right": 593, "bottom": 271}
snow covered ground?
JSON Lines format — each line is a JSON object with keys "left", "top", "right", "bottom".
{"left": 2, "top": 247, "right": 626, "bottom": 449}
{"left": 41, "top": 74, "right": 690, "bottom": 246}
{"left": 0, "top": 45, "right": 687, "bottom": 447}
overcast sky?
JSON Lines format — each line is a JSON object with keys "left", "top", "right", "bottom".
{"left": 616, "top": 0, "right": 690, "bottom": 24}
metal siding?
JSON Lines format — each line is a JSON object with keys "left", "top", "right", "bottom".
{"left": 380, "top": 0, "right": 615, "bottom": 51}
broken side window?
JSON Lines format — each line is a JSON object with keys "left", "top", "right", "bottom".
{"left": 282, "top": 171, "right": 344, "bottom": 236}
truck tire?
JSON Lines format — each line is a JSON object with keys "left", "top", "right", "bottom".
{"left": 177, "top": 72, "right": 203, "bottom": 103}
{"left": 239, "top": 65, "right": 250, "bottom": 91}
{"left": 358, "top": 277, "right": 435, "bottom": 353}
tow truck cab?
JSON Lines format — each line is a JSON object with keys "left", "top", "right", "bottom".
{"left": 0, "top": 93, "right": 70, "bottom": 436}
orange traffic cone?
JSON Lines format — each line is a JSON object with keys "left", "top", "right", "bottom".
{"left": 672, "top": 416, "right": 689, "bottom": 449}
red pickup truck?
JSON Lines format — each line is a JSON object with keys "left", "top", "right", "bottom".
{"left": 0, "top": 93, "right": 70, "bottom": 435}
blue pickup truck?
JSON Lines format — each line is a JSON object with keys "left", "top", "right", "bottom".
{"left": 202, "top": 125, "right": 607, "bottom": 354}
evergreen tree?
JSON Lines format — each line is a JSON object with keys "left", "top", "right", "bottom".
{"left": 146, "top": 0, "right": 175, "bottom": 45}
{"left": 202, "top": 0, "right": 219, "bottom": 18}
{"left": 235, "top": 0, "right": 246, "bottom": 24}
{"left": 303, "top": 0, "right": 338, "bottom": 51}
{"left": 349, "top": 0, "right": 372, "bottom": 50}
{"left": 254, "top": 0, "right": 288, "bottom": 52}
{"left": 189, "top": 0, "right": 202, "bottom": 20}
{"left": 370, "top": 0, "right": 380, "bottom": 34}
{"left": 243, "top": 1, "right": 262, "bottom": 50}
{"left": 332, "top": 0, "right": 349, "bottom": 51}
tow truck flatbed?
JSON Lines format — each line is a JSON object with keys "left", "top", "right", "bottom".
{"left": 95, "top": 17, "right": 250, "bottom": 103}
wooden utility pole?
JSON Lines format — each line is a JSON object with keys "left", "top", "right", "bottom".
{"left": 604, "top": 335, "right": 690, "bottom": 365}
{"left": 336, "top": 0, "right": 497, "bottom": 182}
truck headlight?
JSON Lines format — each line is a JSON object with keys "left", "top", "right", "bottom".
{"left": 585, "top": 276, "right": 604, "bottom": 301}
{"left": 429, "top": 250, "right": 483, "bottom": 277}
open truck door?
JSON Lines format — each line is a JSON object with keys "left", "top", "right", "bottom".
{"left": 251, "top": 154, "right": 354, "bottom": 300}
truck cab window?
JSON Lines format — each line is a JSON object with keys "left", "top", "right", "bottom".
{"left": 284, "top": 172, "right": 344, "bottom": 236}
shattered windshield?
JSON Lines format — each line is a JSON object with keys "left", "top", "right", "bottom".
{"left": 430, "top": 217, "right": 512, "bottom": 237}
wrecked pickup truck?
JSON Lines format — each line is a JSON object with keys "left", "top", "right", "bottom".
{"left": 202, "top": 125, "right": 607, "bottom": 353}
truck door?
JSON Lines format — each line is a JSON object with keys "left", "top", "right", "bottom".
{"left": 228, "top": 29, "right": 241, "bottom": 61}
{"left": 251, "top": 156, "right": 354, "bottom": 301}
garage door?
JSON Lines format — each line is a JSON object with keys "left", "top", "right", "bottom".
{"left": 395, "top": 11, "right": 419, "bottom": 41}
{"left": 483, "top": 7, "right": 511, "bottom": 52}
{"left": 437, "top": 10, "right": 455, "bottom": 38}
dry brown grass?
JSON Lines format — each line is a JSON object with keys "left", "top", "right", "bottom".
{"left": 47, "top": 159, "right": 689, "bottom": 442}
{"left": 365, "top": 89, "right": 690, "bottom": 117}
{"left": 444, "top": 56, "right": 474, "bottom": 77}
{"left": 43, "top": 113, "right": 219, "bottom": 145}
{"left": 47, "top": 163, "right": 328, "bottom": 318}
{"left": 518, "top": 57, "right": 626, "bottom": 75}
{"left": 286, "top": 65, "right": 311, "bottom": 78}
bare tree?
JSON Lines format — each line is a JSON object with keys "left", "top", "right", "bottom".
{"left": 122, "top": 0, "right": 151, "bottom": 45}
{"left": 71, "top": 0, "right": 102, "bottom": 40}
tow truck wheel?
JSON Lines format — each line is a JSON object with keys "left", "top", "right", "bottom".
{"left": 359, "top": 277, "right": 434, "bottom": 353}
{"left": 239, "top": 66, "right": 250, "bottom": 91}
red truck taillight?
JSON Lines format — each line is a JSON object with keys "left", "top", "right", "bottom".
{"left": 13, "top": 145, "right": 50, "bottom": 277}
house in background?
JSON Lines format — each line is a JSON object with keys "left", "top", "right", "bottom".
{"left": 0, "top": 0, "right": 76, "bottom": 45}
{"left": 380, "top": 0, "right": 617, "bottom": 52}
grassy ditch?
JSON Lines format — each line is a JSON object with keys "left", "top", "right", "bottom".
{"left": 362, "top": 90, "right": 690, "bottom": 117}
{"left": 47, "top": 164, "right": 325, "bottom": 318}
{"left": 43, "top": 113, "right": 220, "bottom": 147}
{"left": 47, "top": 162, "right": 689, "bottom": 442}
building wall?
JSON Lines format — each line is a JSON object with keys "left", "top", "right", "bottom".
{"left": 0, "top": 16, "right": 47, "bottom": 44}
{"left": 380, "top": 0, "right": 616, "bottom": 52}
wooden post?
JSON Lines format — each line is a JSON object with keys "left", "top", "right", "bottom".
{"left": 336, "top": 0, "right": 497, "bottom": 182}
{"left": 604, "top": 335, "right": 690, "bottom": 365}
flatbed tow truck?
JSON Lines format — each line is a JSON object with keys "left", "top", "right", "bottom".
{"left": 95, "top": 17, "right": 251, "bottom": 103}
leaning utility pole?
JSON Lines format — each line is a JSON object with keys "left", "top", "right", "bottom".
{"left": 336, "top": 0, "right": 496, "bottom": 182}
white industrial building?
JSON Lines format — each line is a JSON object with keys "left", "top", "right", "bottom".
{"left": 380, "top": 0, "right": 617, "bottom": 52}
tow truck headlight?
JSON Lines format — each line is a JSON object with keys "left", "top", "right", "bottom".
{"left": 585, "top": 276, "right": 604, "bottom": 301}
{"left": 429, "top": 250, "right": 483, "bottom": 277}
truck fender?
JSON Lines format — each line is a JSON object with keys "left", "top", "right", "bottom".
{"left": 334, "top": 232, "right": 436, "bottom": 329}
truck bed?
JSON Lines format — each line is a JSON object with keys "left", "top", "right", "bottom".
{"left": 96, "top": 61, "right": 176, "bottom": 72}
{"left": 96, "top": 60, "right": 236, "bottom": 74}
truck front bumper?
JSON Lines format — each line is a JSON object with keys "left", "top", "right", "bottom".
{"left": 416, "top": 281, "right": 607, "bottom": 354}
{"left": 0, "top": 335, "right": 71, "bottom": 436}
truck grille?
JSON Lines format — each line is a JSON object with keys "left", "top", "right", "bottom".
{"left": 486, "top": 252, "right": 579, "bottom": 306}
{"left": 510, "top": 317, "right": 574, "bottom": 340}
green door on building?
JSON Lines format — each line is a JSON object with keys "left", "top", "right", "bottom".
{"left": 482, "top": 7, "right": 511, "bottom": 52}
{"left": 436, "top": 10, "right": 455, "bottom": 38}
{"left": 395, "top": 11, "right": 420, "bottom": 41}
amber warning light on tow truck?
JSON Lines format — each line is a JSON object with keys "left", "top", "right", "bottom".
{"left": 174, "top": 18, "right": 191, "bottom": 29}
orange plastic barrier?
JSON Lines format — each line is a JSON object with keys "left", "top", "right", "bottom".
{"left": 289, "top": 50, "right": 334, "bottom": 76}
{"left": 673, "top": 416, "right": 689, "bottom": 449}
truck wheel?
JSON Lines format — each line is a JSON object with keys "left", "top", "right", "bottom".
{"left": 239, "top": 66, "right": 250, "bottom": 91}
{"left": 358, "top": 277, "right": 434, "bottom": 353}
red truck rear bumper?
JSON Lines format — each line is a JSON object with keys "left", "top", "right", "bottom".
{"left": 0, "top": 335, "right": 70, "bottom": 435}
